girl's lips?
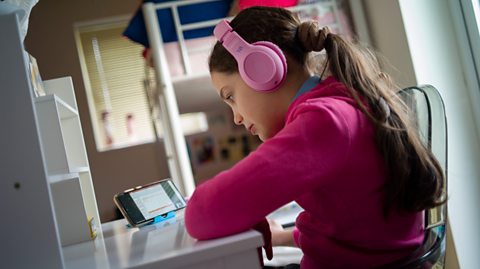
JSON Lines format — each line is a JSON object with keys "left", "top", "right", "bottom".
{"left": 248, "top": 124, "right": 256, "bottom": 135}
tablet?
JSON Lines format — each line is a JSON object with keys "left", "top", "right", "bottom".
{"left": 114, "top": 178, "right": 186, "bottom": 227}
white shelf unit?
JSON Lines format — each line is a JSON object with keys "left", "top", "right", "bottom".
{"left": 35, "top": 76, "right": 101, "bottom": 247}
{"left": 1, "top": 3, "right": 64, "bottom": 268}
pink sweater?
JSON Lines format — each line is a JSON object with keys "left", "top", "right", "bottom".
{"left": 185, "top": 77, "right": 424, "bottom": 268}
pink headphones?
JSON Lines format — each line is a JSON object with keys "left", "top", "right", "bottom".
{"left": 213, "top": 19, "right": 288, "bottom": 92}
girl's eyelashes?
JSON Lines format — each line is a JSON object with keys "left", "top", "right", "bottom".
{"left": 222, "top": 92, "right": 233, "bottom": 102}
{"left": 220, "top": 88, "right": 233, "bottom": 102}
{"left": 224, "top": 94, "right": 234, "bottom": 102}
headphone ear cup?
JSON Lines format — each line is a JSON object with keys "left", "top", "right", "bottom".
{"left": 238, "top": 41, "right": 287, "bottom": 92}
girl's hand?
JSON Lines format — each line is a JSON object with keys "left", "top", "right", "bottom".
{"left": 267, "top": 218, "right": 296, "bottom": 247}
{"left": 267, "top": 218, "right": 284, "bottom": 233}
{"left": 253, "top": 218, "right": 273, "bottom": 261}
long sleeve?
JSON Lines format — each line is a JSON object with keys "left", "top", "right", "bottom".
{"left": 185, "top": 101, "right": 351, "bottom": 240}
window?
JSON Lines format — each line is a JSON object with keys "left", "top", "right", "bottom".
{"left": 75, "top": 20, "right": 207, "bottom": 151}
{"left": 463, "top": 0, "right": 480, "bottom": 85}
{"left": 457, "top": 0, "right": 480, "bottom": 128}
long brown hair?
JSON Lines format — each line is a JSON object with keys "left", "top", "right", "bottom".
{"left": 209, "top": 6, "right": 445, "bottom": 216}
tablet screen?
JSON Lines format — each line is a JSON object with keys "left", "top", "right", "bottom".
{"left": 115, "top": 179, "right": 186, "bottom": 226}
{"left": 130, "top": 180, "right": 185, "bottom": 220}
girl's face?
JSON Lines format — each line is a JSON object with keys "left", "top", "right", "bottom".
{"left": 211, "top": 72, "right": 288, "bottom": 141}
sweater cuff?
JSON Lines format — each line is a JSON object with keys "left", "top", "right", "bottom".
{"left": 292, "top": 227, "right": 300, "bottom": 247}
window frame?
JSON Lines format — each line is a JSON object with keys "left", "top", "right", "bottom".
{"left": 450, "top": 0, "right": 480, "bottom": 137}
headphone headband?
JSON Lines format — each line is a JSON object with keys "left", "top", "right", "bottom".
{"left": 213, "top": 19, "right": 232, "bottom": 42}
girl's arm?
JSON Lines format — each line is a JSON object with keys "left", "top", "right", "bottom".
{"left": 185, "top": 104, "right": 351, "bottom": 240}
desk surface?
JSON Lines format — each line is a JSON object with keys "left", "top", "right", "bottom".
{"left": 62, "top": 210, "right": 263, "bottom": 269}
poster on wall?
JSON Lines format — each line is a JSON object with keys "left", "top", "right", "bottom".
{"left": 218, "top": 134, "right": 262, "bottom": 163}
{"left": 190, "top": 135, "right": 216, "bottom": 165}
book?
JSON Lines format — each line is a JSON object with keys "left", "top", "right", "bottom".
{"left": 28, "top": 53, "right": 45, "bottom": 97}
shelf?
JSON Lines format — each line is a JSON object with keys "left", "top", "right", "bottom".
{"left": 70, "top": 166, "right": 90, "bottom": 173}
{"left": 1, "top": 5, "right": 100, "bottom": 264}
{"left": 35, "top": 94, "right": 78, "bottom": 119}
{"left": 1, "top": 7, "right": 65, "bottom": 267}
{"left": 42, "top": 76, "right": 78, "bottom": 110}
{"left": 34, "top": 80, "right": 101, "bottom": 247}
{"left": 35, "top": 93, "right": 89, "bottom": 175}
{"left": 47, "top": 166, "right": 90, "bottom": 183}
{"left": 49, "top": 172, "right": 81, "bottom": 184}
{"left": 50, "top": 175, "right": 92, "bottom": 246}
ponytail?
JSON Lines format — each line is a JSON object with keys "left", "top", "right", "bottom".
{"left": 298, "top": 22, "right": 445, "bottom": 216}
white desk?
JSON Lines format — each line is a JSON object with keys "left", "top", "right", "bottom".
{"left": 62, "top": 210, "right": 263, "bottom": 269}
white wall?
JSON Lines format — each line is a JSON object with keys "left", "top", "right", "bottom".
{"left": 363, "top": 0, "right": 480, "bottom": 268}
{"left": 361, "top": 0, "right": 416, "bottom": 88}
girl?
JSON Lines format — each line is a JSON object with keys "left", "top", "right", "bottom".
{"left": 184, "top": 6, "right": 444, "bottom": 268}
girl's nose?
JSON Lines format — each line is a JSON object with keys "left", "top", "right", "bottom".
{"left": 233, "top": 111, "right": 243, "bottom": 125}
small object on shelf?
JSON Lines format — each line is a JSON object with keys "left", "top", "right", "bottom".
{"left": 88, "top": 216, "right": 97, "bottom": 239}
{"left": 28, "top": 53, "right": 45, "bottom": 97}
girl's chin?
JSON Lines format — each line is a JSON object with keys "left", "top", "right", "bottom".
{"left": 259, "top": 128, "right": 282, "bottom": 142}
{"left": 257, "top": 132, "right": 267, "bottom": 142}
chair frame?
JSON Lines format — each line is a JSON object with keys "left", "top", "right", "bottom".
{"left": 379, "top": 85, "right": 448, "bottom": 269}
